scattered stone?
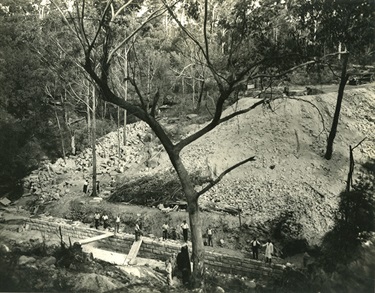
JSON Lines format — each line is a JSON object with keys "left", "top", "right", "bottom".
{"left": 0, "top": 244, "right": 10, "bottom": 253}
{"left": 18, "top": 255, "right": 36, "bottom": 265}
{"left": 41, "top": 256, "right": 57, "bottom": 266}
{"left": 248, "top": 280, "right": 256, "bottom": 288}
{"left": 0, "top": 197, "right": 11, "bottom": 206}
{"left": 90, "top": 197, "right": 103, "bottom": 203}
{"left": 73, "top": 273, "right": 123, "bottom": 293}
{"left": 187, "top": 114, "right": 198, "bottom": 120}
{"left": 214, "top": 286, "right": 225, "bottom": 293}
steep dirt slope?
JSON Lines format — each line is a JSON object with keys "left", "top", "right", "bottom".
{"left": 20, "top": 85, "right": 374, "bottom": 245}
{"left": 175, "top": 86, "right": 374, "bottom": 244}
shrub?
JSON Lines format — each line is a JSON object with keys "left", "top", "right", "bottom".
{"left": 319, "top": 160, "right": 375, "bottom": 272}
{"left": 272, "top": 211, "right": 307, "bottom": 256}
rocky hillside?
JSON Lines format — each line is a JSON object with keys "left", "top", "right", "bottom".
{"left": 179, "top": 86, "right": 375, "bottom": 244}
{"left": 21, "top": 85, "right": 375, "bottom": 245}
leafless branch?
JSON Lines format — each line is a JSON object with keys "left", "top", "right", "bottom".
{"left": 51, "top": 0, "right": 84, "bottom": 48}
{"left": 287, "top": 96, "right": 327, "bottom": 135}
{"left": 87, "top": 0, "right": 113, "bottom": 57}
{"left": 197, "top": 156, "right": 256, "bottom": 197}
{"left": 352, "top": 137, "right": 366, "bottom": 150}
{"left": 161, "top": 0, "right": 226, "bottom": 91}
{"left": 107, "top": 6, "right": 167, "bottom": 62}
{"left": 111, "top": 0, "right": 134, "bottom": 21}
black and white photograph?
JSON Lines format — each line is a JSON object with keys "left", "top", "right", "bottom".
{"left": 0, "top": 0, "right": 374, "bottom": 292}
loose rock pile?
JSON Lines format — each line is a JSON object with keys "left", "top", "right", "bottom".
{"left": 22, "top": 121, "right": 163, "bottom": 204}
{"left": 20, "top": 86, "right": 375, "bottom": 245}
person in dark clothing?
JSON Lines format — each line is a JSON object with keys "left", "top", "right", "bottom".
{"left": 96, "top": 181, "right": 100, "bottom": 194}
{"left": 94, "top": 212, "right": 101, "bottom": 229}
{"left": 83, "top": 179, "right": 89, "bottom": 194}
{"left": 207, "top": 226, "right": 214, "bottom": 247}
{"left": 135, "top": 221, "right": 142, "bottom": 241}
{"left": 176, "top": 245, "right": 191, "bottom": 286}
{"left": 251, "top": 237, "right": 261, "bottom": 260}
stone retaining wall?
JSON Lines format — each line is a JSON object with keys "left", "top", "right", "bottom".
{"left": 27, "top": 218, "right": 284, "bottom": 279}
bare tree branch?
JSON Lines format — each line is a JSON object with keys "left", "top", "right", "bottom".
{"left": 161, "top": 0, "right": 226, "bottom": 92}
{"left": 287, "top": 96, "right": 327, "bottom": 135}
{"left": 197, "top": 156, "right": 256, "bottom": 197}
{"left": 51, "top": 0, "right": 86, "bottom": 49}
{"left": 203, "top": 0, "right": 210, "bottom": 64}
{"left": 87, "top": 0, "right": 113, "bottom": 57}
{"left": 352, "top": 137, "right": 366, "bottom": 150}
{"left": 107, "top": 6, "right": 167, "bottom": 62}
{"left": 111, "top": 0, "right": 134, "bottom": 21}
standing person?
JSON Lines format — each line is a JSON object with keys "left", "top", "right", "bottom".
{"left": 180, "top": 220, "right": 189, "bottom": 242}
{"left": 115, "top": 215, "right": 121, "bottom": 234}
{"left": 96, "top": 181, "right": 100, "bottom": 194}
{"left": 83, "top": 179, "right": 89, "bottom": 194}
{"left": 176, "top": 244, "right": 191, "bottom": 286}
{"left": 207, "top": 226, "right": 214, "bottom": 247}
{"left": 165, "top": 257, "right": 173, "bottom": 287}
{"left": 263, "top": 239, "right": 274, "bottom": 264}
{"left": 135, "top": 220, "right": 142, "bottom": 241}
{"left": 162, "top": 222, "right": 169, "bottom": 240}
{"left": 102, "top": 213, "right": 109, "bottom": 230}
{"left": 94, "top": 212, "right": 101, "bottom": 229}
{"left": 251, "top": 237, "right": 261, "bottom": 260}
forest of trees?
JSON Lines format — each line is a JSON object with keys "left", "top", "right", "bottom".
{"left": 0, "top": 0, "right": 374, "bottom": 287}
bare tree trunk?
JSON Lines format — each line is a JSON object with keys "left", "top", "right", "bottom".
{"left": 91, "top": 85, "right": 97, "bottom": 197}
{"left": 86, "top": 82, "right": 91, "bottom": 143}
{"left": 196, "top": 80, "right": 205, "bottom": 112}
{"left": 324, "top": 53, "right": 350, "bottom": 160}
{"left": 147, "top": 56, "right": 151, "bottom": 109}
{"left": 123, "top": 46, "right": 128, "bottom": 146}
{"left": 117, "top": 106, "right": 121, "bottom": 160}
{"left": 54, "top": 109, "right": 66, "bottom": 162}
{"left": 346, "top": 145, "right": 354, "bottom": 192}
{"left": 173, "top": 156, "right": 205, "bottom": 288}
{"left": 192, "top": 75, "right": 195, "bottom": 109}
{"left": 188, "top": 197, "right": 205, "bottom": 288}
{"left": 346, "top": 138, "right": 366, "bottom": 192}
{"left": 71, "top": 132, "right": 76, "bottom": 155}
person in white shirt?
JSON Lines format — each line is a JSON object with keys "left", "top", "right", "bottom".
{"left": 115, "top": 215, "right": 121, "bottom": 233}
{"left": 263, "top": 239, "right": 274, "bottom": 264}
{"left": 94, "top": 212, "right": 101, "bottom": 229}
{"left": 162, "top": 222, "right": 169, "bottom": 240}
{"left": 180, "top": 220, "right": 189, "bottom": 242}
{"left": 102, "top": 214, "right": 109, "bottom": 229}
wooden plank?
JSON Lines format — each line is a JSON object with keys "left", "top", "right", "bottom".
{"left": 123, "top": 239, "right": 143, "bottom": 265}
{"left": 78, "top": 233, "right": 114, "bottom": 245}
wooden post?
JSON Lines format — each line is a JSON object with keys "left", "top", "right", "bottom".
{"left": 238, "top": 206, "right": 242, "bottom": 228}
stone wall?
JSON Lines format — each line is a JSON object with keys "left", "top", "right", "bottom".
{"left": 27, "top": 218, "right": 283, "bottom": 279}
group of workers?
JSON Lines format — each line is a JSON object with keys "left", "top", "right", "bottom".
{"left": 250, "top": 237, "right": 274, "bottom": 264}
